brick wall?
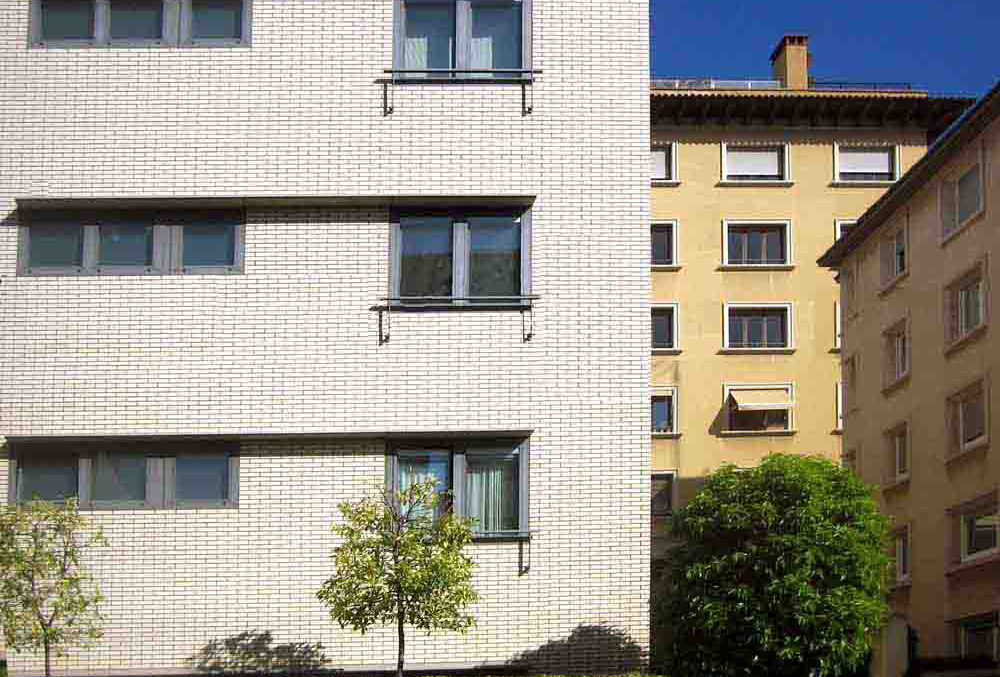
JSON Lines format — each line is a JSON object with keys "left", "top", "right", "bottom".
{"left": 0, "top": 0, "right": 650, "bottom": 673}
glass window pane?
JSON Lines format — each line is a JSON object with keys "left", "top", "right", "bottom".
{"left": 766, "top": 313, "right": 786, "bottom": 346}
{"left": 41, "top": 0, "right": 94, "bottom": 40}
{"left": 652, "top": 226, "right": 672, "bottom": 265}
{"left": 110, "top": 0, "right": 163, "bottom": 39}
{"left": 958, "top": 164, "right": 981, "bottom": 224}
{"left": 469, "top": 217, "right": 520, "bottom": 301}
{"left": 765, "top": 229, "right": 785, "bottom": 263}
{"left": 471, "top": 2, "right": 521, "bottom": 77}
{"left": 729, "top": 315, "right": 745, "bottom": 347}
{"left": 30, "top": 222, "right": 84, "bottom": 268}
{"left": 964, "top": 621, "right": 995, "bottom": 658}
{"left": 746, "top": 230, "right": 763, "bottom": 263}
{"left": 99, "top": 218, "right": 153, "bottom": 266}
{"left": 183, "top": 221, "right": 236, "bottom": 267}
{"left": 19, "top": 457, "right": 78, "bottom": 502}
{"left": 968, "top": 513, "right": 998, "bottom": 555}
{"left": 652, "top": 397, "right": 672, "bottom": 432}
{"left": 652, "top": 309, "right": 673, "bottom": 348}
{"left": 465, "top": 455, "right": 518, "bottom": 532}
{"left": 398, "top": 451, "right": 451, "bottom": 519}
{"left": 176, "top": 455, "right": 229, "bottom": 502}
{"left": 404, "top": 3, "right": 455, "bottom": 73}
{"left": 651, "top": 474, "right": 673, "bottom": 516}
{"left": 93, "top": 452, "right": 146, "bottom": 502}
{"left": 747, "top": 315, "right": 764, "bottom": 347}
{"left": 400, "top": 218, "right": 453, "bottom": 301}
{"left": 192, "top": 0, "right": 242, "bottom": 40}
{"left": 728, "top": 231, "right": 744, "bottom": 263}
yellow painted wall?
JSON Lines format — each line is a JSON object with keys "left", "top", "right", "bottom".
{"left": 839, "top": 115, "right": 999, "bottom": 659}
{"left": 651, "top": 125, "right": 927, "bottom": 501}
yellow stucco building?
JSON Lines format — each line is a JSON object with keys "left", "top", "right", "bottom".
{"left": 821, "top": 81, "right": 1000, "bottom": 675}
{"left": 649, "top": 35, "right": 970, "bottom": 559}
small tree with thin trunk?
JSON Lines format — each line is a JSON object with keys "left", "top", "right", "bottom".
{"left": 317, "top": 480, "right": 478, "bottom": 677}
{"left": 0, "top": 499, "right": 107, "bottom": 677}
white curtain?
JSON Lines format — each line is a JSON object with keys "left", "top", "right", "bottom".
{"left": 404, "top": 36, "right": 429, "bottom": 70}
{"left": 466, "top": 457, "right": 516, "bottom": 532}
{"left": 840, "top": 147, "right": 892, "bottom": 173}
{"left": 727, "top": 147, "right": 780, "bottom": 176}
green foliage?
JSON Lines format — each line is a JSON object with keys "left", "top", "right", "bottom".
{"left": 653, "top": 454, "right": 891, "bottom": 677}
{"left": 316, "top": 480, "right": 478, "bottom": 676}
{"left": 0, "top": 499, "right": 107, "bottom": 676}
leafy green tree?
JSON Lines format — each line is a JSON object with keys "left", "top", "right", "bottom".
{"left": 317, "top": 480, "right": 478, "bottom": 677}
{"left": 654, "top": 454, "right": 891, "bottom": 677}
{"left": 0, "top": 499, "right": 107, "bottom": 677}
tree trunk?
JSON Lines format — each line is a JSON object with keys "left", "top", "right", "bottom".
{"left": 396, "top": 609, "right": 405, "bottom": 677}
{"left": 44, "top": 637, "right": 51, "bottom": 677}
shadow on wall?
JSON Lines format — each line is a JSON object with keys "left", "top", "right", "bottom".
{"left": 189, "top": 631, "right": 330, "bottom": 674}
{"left": 507, "top": 624, "right": 647, "bottom": 675}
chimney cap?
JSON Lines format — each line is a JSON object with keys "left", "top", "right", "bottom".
{"left": 770, "top": 34, "right": 809, "bottom": 63}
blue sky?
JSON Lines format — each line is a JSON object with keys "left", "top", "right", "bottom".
{"left": 651, "top": 0, "right": 999, "bottom": 98}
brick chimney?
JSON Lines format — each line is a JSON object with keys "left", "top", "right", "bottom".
{"left": 770, "top": 34, "right": 810, "bottom": 89}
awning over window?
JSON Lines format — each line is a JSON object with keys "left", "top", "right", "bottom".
{"left": 728, "top": 388, "right": 792, "bottom": 411}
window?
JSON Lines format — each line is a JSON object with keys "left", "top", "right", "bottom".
{"left": 722, "top": 144, "right": 788, "bottom": 182}
{"left": 883, "top": 319, "right": 909, "bottom": 387}
{"left": 652, "top": 305, "right": 677, "bottom": 350}
{"left": 724, "top": 221, "right": 790, "bottom": 266}
{"left": 651, "top": 472, "right": 674, "bottom": 517}
{"left": 836, "top": 382, "right": 843, "bottom": 431}
{"left": 394, "top": 0, "right": 530, "bottom": 80}
{"left": 391, "top": 210, "right": 529, "bottom": 305}
{"left": 387, "top": 440, "right": 530, "bottom": 538}
{"left": 886, "top": 424, "right": 908, "bottom": 480}
{"left": 835, "top": 301, "right": 843, "bottom": 350}
{"left": 880, "top": 226, "right": 907, "bottom": 286}
{"left": 651, "top": 222, "right": 677, "bottom": 266}
{"left": 725, "top": 304, "right": 792, "bottom": 350}
{"left": 960, "top": 614, "right": 998, "bottom": 660}
{"left": 942, "top": 161, "right": 985, "bottom": 237}
{"left": 19, "top": 210, "right": 244, "bottom": 276}
{"left": 844, "top": 354, "right": 859, "bottom": 413}
{"left": 836, "top": 145, "right": 897, "bottom": 183}
{"left": 962, "top": 510, "right": 998, "bottom": 560}
{"left": 651, "top": 389, "right": 676, "bottom": 434}
{"left": 9, "top": 443, "right": 239, "bottom": 509}
{"left": 948, "top": 380, "right": 988, "bottom": 456}
{"left": 31, "top": 0, "right": 252, "bottom": 46}
{"left": 895, "top": 527, "right": 910, "bottom": 581}
{"left": 945, "top": 263, "right": 988, "bottom": 346}
{"left": 724, "top": 384, "right": 793, "bottom": 434}
{"left": 651, "top": 144, "right": 677, "bottom": 182}
{"left": 835, "top": 219, "right": 856, "bottom": 241}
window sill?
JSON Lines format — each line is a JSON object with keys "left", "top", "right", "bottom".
{"left": 941, "top": 210, "right": 985, "bottom": 247}
{"left": 882, "top": 476, "right": 910, "bottom": 494}
{"left": 652, "top": 432, "right": 682, "bottom": 439}
{"left": 882, "top": 372, "right": 910, "bottom": 396}
{"left": 651, "top": 180, "right": 681, "bottom": 187}
{"left": 387, "top": 76, "right": 536, "bottom": 86}
{"left": 652, "top": 348, "right": 682, "bottom": 355}
{"left": 720, "top": 429, "right": 796, "bottom": 438}
{"left": 717, "top": 264, "right": 794, "bottom": 272}
{"left": 878, "top": 270, "right": 909, "bottom": 297}
{"left": 717, "top": 180, "right": 794, "bottom": 187}
{"left": 651, "top": 264, "right": 682, "bottom": 271}
{"left": 472, "top": 531, "right": 531, "bottom": 543}
{"left": 380, "top": 302, "right": 533, "bottom": 313}
{"left": 945, "top": 324, "right": 988, "bottom": 357}
{"left": 719, "top": 348, "right": 795, "bottom": 355}
{"left": 947, "top": 550, "right": 1000, "bottom": 577}
{"left": 945, "top": 437, "right": 989, "bottom": 465}
{"left": 830, "top": 180, "right": 897, "bottom": 188}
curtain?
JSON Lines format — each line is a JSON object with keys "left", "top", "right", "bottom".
{"left": 840, "top": 147, "right": 892, "bottom": 174}
{"left": 727, "top": 147, "right": 780, "bottom": 176}
{"left": 465, "top": 456, "right": 517, "bottom": 532}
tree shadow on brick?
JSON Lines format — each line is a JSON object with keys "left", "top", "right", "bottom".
{"left": 189, "top": 630, "right": 331, "bottom": 675}
{"left": 506, "top": 623, "right": 646, "bottom": 675}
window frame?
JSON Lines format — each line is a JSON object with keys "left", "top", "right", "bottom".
{"left": 722, "top": 219, "right": 792, "bottom": 268}
{"left": 835, "top": 301, "right": 843, "bottom": 351}
{"left": 386, "top": 439, "right": 530, "bottom": 540}
{"left": 723, "top": 302, "right": 794, "bottom": 352}
{"left": 959, "top": 613, "right": 999, "bottom": 661}
{"left": 961, "top": 508, "right": 999, "bottom": 563}
{"left": 941, "top": 144, "right": 986, "bottom": 242}
{"left": 879, "top": 222, "right": 908, "bottom": 292}
{"left": 650, "top": 470, "right": 676, "bottom": 518}
{"left": 894, "top": 525, "right": 911, "bottom": 582}
{"left": 651, "top": 143, "right": 678, "bottom": 184}
{"left": 947, "top": 377, "right": 990, "bottom": 458}
{"left": 392, "top": 0, "right": 532, "bottom": 81}
{"left": 882, "top": 317, "right": 910, "bottom": 390}
{"left": 835, "top": 219, "right": 857, "bottom": 242}
{"left": 836, "top": 381, "right": 843, "bottom": 432}
{"left": 389, "top": 208, "right": 531, "bottom": 307}
{"left": 651, "top": 303, "right": 679, "bottom": 352}
{"left": 651, "top": 387, "right": 678, "bottom": 436}
{"left": 11, "top": 452, "right": 81, "bottom": 505}
{"left": 944, "top": 259, "right": 990, "bottom": 352}
{"left": 833, "top": 144, "right": 900, "bottom": 185}
{"left": 8, "top": 442, "right": 239, "bottom": 510}
{"left": 18, "top": 209, "right": 245, "bottom": 277}
{"left": 651, "top": 220, "right": 679, "bottom": 268}
{"left": 885, "top": 422, "right": 909, "bottom": 483}
{"left": 720, "top": 142, "right": 791, "bottom": 184}
{"left": 29, "top": 0, "right": 251, "bottom": 47}
{"left": 722, "top": 382, "right": 795, "bottom": 435}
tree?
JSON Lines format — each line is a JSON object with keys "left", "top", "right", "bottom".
{"left": 0, "top": 499, "right": 107, "bottom": 677}
{"left": 316, "top": 480, "right": 478, "bottom": 677}
{"left": 653, "top": 454, "right": 891, "bottom": 677}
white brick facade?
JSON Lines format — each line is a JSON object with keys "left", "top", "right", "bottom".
{"left": 0, "top": 0, "right": 650, "bottom": 673}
